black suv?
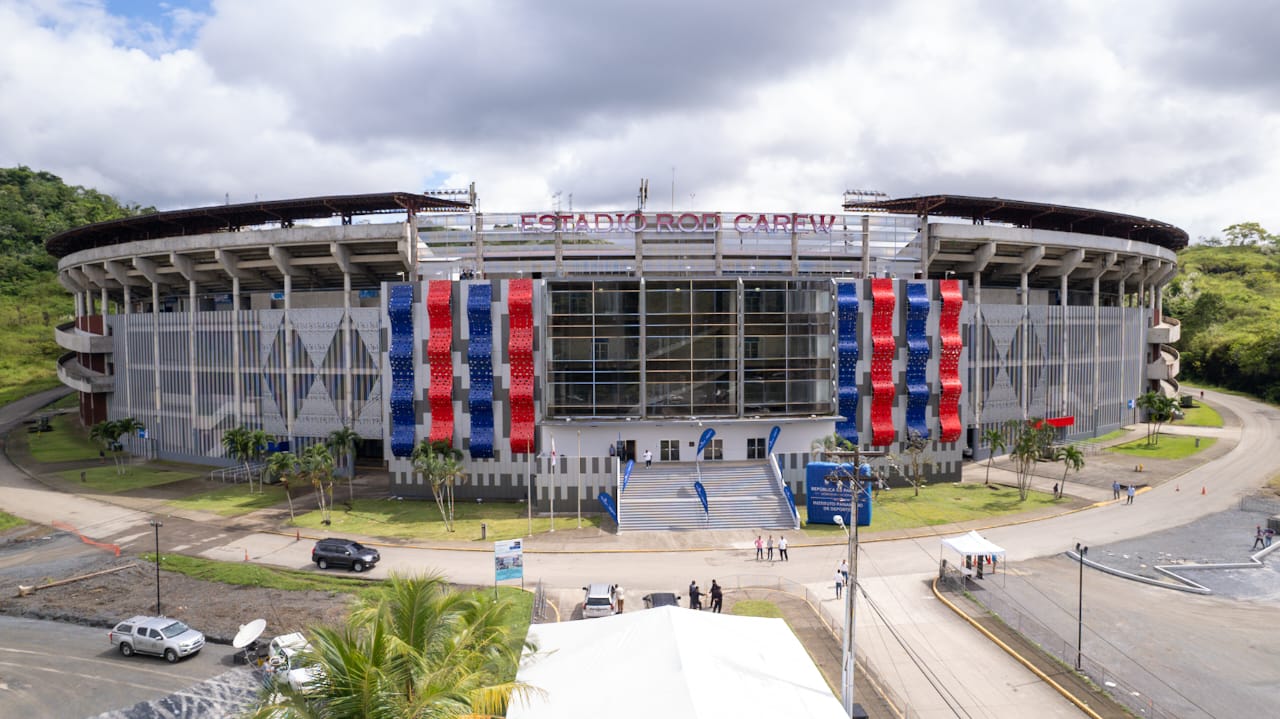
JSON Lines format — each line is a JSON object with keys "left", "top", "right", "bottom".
{"left": 311, "top": 538, "right": 380, "bottom": 572}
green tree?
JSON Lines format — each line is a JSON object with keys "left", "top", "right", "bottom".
{"left": 1005, "top": 419, "right": 1055, "bottom": 501}
{"left": 411, "top": 440, "right": 466, "bottom": 532}
{"left": 809, "top": 433, "right": 854, "bottom": 461}
{"left": 221, "top": 426, "right": 253, "bottom": 489}
{"left": 88, "top": 420, "right": 119, "bottom": 468}
{"left": 113, "top": 417, "right": 145, "bottom": 475}
{"left": 981, "top": 427, "right": 1007, "bottom": 486}
{"left": 1054, "top": 444, "right": 1085, "bottom": 498}
{"left": 266, "top": 451, "right": 300, "bottom": 523}
{"left": 326, "top": 426, "right": 362, "bottom": 506}
{"left": 1222, "top": 222, "right": 1276, "bottom": 248}
{"left": 302, "top": 443, "right": 336, "bottom": 525}
{"left": 1137, "top": 391, "right": 1177, "bottom": 446}
{"left": 900, "top": 428, "right": 934, "bottom": 497}
{"left": 251, "top": 574, "right": 536, "bottom": 719}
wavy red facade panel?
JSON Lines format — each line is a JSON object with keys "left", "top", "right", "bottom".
{"left": 938, "top": 279, "right": 963, "bottom": 443}
{"left": 508, "top": 279, "right": 535, "bottom": 454}
{"left": 426, "top": 280, "right": 454, "bottom": 445}
{"left": 870, "top": 278, "right": 897, "bottom": 446}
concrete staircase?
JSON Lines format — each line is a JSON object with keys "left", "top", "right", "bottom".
{"left": 617, "top": 460, "right": 796, "bottom": 532}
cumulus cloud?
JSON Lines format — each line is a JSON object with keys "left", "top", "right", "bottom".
{"left": 0, "top": 0, "right": 1277, "bottom": 240}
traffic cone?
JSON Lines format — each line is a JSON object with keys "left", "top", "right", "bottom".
{"left": 1201, "top": 486, "right": 1206, "bottom": 495}
{"left": 295, "top": 529, "right": 300, "bottom": 542}
{"left": 244, "top": 548, "right": 250, "bottom": 561}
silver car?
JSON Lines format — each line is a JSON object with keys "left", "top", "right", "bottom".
{"left": 109, "top": 615, "right": 205, "bottom": 662}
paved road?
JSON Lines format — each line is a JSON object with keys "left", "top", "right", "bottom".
{"left": 2, "top": 387, "right": 1278, "bottom": 718}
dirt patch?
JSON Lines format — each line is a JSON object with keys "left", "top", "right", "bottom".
{"left": 0, "top": 532, "right": 354, "bottom": 645}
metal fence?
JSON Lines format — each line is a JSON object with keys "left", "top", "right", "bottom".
{"left": 1240, "top": 495, "right": 1280, "bottom": 516}
{"left": 530, "top": 580, "right": 551, "bottom": 625}
{"left": 937, "top": 563, "right": 1188, "bottom": 719}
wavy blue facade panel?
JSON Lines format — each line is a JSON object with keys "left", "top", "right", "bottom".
{"left": 906, "top": 281, "right": 931, "bottom": 439}
{"left": 387, "top": 284, "right": 416, "bottom": 458}
{"left": 836, "top": 282, "right": 859, "bottom": 444}
{"left": 467, "top": 283, "right": 494, "bottom": 458}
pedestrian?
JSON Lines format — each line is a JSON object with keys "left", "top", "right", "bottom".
{"left": 609, "top": 444, "right": 616, "bottom": 457}
{"left": 688, "top": 580, "right": 702, "bottom": 610}
{"left": 834, "top": 570, "right": 844, "bottom": 599}
{"left": 778, "top": 535, "right": 788, "bottom": 561}
{"left": 1267, "top": 528, "right": 1275, "bottom": 547}
{"left": 767, "top": 535, "right": 775, "bottom": 561}
{"left": 1052, "top": 482, "right": 1059, "bottom": 499}
{"left": 616, "top": 585, "right": 625, "bottom": 613}
{"left": 838, "top": 558, "right": 849, "bottom": 585}
{"left": 1112, "top": 480, "right": 1120, "bottom": 500}
{"left": 1200, "top": 390, "right": 1204, "bottom": 400}
{"left": 644, "top": 449, "right": 652, "bottom": 468}
{"left": 709, "top": 580, "right": 723, "bottom": 613}
{"left": 1126, "top": 484, "right": 1136, "bottom": 505}
{"left": 754, "top": 535, "right": 763, "bottom": 560}
{"left": 1253, "top": 526, "right": 1265, "bottom": 550}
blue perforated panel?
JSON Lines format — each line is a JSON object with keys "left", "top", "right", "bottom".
{"left": 467, "top": 283, "right": 494, "bottom": 459}
{"left": 906, "top": 282, "right": 931, "bottom": 439}
{"left": 387, "top": 284, "right": 416, "bottom": 458}
{"left": 835, "top": 282, "right": 859, "bottom": 444}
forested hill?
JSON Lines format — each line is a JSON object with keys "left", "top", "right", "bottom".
{"left": 1165, "top": 235, "right": 1280, "bottom": 402}
{"left": 0, "top": 166, "right": 152, "bottom": 403}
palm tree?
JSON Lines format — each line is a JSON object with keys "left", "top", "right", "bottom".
{"left": 1055, "top": 444, "right": 1085, "bottom": 498}
{"left": 247, "top": 429, "right": 271, "bottom": 491}
{"left": 302, "top": 443, "right": 336, "bottom": 525}
{"left": 326, "top": 426, "right": 362, "bottom": 506}
{"left": 266, "top": 451, "right": 300, "bottom": 523}
{"left": 982, "top": 427, "right": 1006, "bottom": 485}
{"left": 114, "top": 417, "right": 145, "bottom": 475}
{"left": 1006, "top": 418, "right": 1055, "bottom": 501}
{"left": 251, "top": 574, "right": 536, "bottom": 719}
{"left": 1137, "top": 391, "right": 1177, "bottom": 447}
{"left": 222, "top": 426, "right": 253, "bottom": 488}
{"left": 411, "top": 439, "right": 466, "bottom": 532}
{"left": 88, "top": 420, "right": 118, "bottom": 468}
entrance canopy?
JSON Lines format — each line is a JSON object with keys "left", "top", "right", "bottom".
{"left": 508, "top": 605, "right": 846, "bottom": 719}
{"left": 941, "top": 530, "right": 1006, "bottom": 561}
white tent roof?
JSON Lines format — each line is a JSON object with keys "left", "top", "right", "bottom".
{"left": 508, "top": 605, "right": 846, "bottom": 719}
{"left": 941, "top": 530, "right": 1007, "bottom": 558}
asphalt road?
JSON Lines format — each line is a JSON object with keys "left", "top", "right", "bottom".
{"left": 0, "top": 615, "right": 240, "bottom": 719}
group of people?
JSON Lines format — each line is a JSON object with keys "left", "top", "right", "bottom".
{"left": 833, "top": 559, "right": 849, "bottom": 598}
{"left": 1252, "top": 525, "right": 1276, "bottom": 550}
{"left": 753, "top": 534, "right": 788, "bottom": 561}
{"left": 1111, "top": 480, "right": 1138, "bottom": 504}
{"left": 688, "top": 579, "right": 724, "bottom": 612}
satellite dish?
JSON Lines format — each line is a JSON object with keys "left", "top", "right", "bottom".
{"left": 233, "top": 618, "right": 267, "bottom": 648}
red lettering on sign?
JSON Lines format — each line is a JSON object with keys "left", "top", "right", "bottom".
{"left": 594, "top": 213, "right": 615, "bottom": 231}
{"left": 656, "top": 213, "right": 675, "bottom": 232}
{"left": 773, "top": 214, "right": 792, "bottom": 232}
{"left": 539, "top": 214, "right": 556, "bottom": 232}
{"left": 575, "top": 214, "right": 590, "bottom": 232}
{"left": 812, "top": 215, "right": 835, "bottom": 233}
{"left": 519, "top": 214, "right": 536, "bottom": 232}
{"left": 677, "top": 213, "right": 701, "bottom": 231}
{"left": 733, "top": 214, "right": 752, "bottom": 232}
{"left": 702, "top": 213, "right": 722, "bottom": 231}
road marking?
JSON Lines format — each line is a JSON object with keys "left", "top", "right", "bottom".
{"left": 0, "top": 659, "right": 173, "bottom": 693}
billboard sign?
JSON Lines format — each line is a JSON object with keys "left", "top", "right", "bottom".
{"left": 494, "top": 539, "right": 523, "bottom": 582}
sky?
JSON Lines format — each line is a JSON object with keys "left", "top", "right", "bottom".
{"left": 2, "top": 0, "right": 1277, "bottom": 242}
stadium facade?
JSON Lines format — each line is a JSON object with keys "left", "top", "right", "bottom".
{"left": 48, "top": 191, "right": 1185, "bottom": 524}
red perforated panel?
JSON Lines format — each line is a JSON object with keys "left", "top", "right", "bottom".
{"left": 508, "top": 279, "right": 535, "bottom": 454}
{"left": 426, "top": 280, "right": 454, "bottom": 445}
{"left": 870, "top": 278, "right": 897, "bottom": 446}
{"left": 938, "top": 279, "right": 963, "bottom": 443}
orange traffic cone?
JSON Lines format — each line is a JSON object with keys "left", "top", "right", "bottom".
{"left": 1201, "top": 486, "right": 1206, "bottom": 495}
{"left": 244, "top": 548, "right": 250, "bottom": 561}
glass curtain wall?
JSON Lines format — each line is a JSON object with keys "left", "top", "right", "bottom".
{"left": 546, "top": 278, "right": 832, "bottom": 419}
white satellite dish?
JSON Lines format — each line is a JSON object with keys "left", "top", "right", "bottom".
{"left": 233, "top": 618, "right": 267, "bottom": 649}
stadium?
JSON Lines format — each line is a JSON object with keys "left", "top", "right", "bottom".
{"left": 46, "top": 188, "right": 1186, "bottom": 530}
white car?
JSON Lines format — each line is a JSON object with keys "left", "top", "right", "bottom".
{"left": 581, "top": 583, "right": 617, "bottom": 619}
{"left": 265, "top": 633, "right": 324, "bottom": 693}
{"left": 109, "top": 615, "right": 204, "bottom": 663}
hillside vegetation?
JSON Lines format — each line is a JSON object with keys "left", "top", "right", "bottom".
{"left": 1165, "top": 230, "right": 1280, "bottom": 402}
{"left": 0, "top": 167, "right": 151, "bottom": 404}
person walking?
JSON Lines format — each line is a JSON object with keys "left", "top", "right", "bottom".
{"left": 709, "top": 580, "right": 723, "bottom": 613}
{"left": 1112, "top": 480, "right": 1121, "bottom": 500}
{"left": 834, "top": 570, "right": 844, "bottom": 599}
{"left": 838, "top": 558, "right": 849, "bottom": 585}
{"left": 778, "top": 535, "right": 788, "bottom": 561}
{"left": 1253, "top": 526, "right": 1266, "bottom": 550}
{"left": 1267, "top": 528, "right": 1275, "bottom": 547}
{"left": 766, "top": 535, "right": 775, "bottom": 561}
{"left": 688, "top": 580, "right": 702, "bottom": 610}
{"left": 1126, "top": 484, "right": 1136, "bottom": 505}
{"left": 754, "top": 535, "right": 763, "bottom": 560}
{"left": 643, "top": 449, "right": 652, "bottom": 468}
{"left": 615, "top": 585, "right": 625, "bottom": 613}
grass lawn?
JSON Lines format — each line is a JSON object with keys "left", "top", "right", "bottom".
{"left": 800, "top": 482, "right": 1059, "bottom": 536}
{"left": 291, "top": 498, "right": 602, "bottom": 541}
{"left": 56, "top": 464, "right": 200, "bottom": 493}
{"left": 25, "top": 414, "right": 102, "bottom": 463}
{"left": 1105, "top": 434, "right": 1215, "bottom": 460}
{"left": 167, "top": 484, "right": 291, "bottom": 516}
{"left": 1079, "top": 428, "right": 1129, "bottom": 444}
{"left": 1174, "top": 403, "right": 1224, "bottom": 428}
{"left": 150, "top": 553, "right": 380, "bottom": 598}
{"left": 0, "top": 510, "right": 26, "bottom": 533}
{"left": 731, "top": 599, "right": 783, "bottom": 618}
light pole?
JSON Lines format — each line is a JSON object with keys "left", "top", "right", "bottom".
{"left": 827, "top": 453, "right": 878, "bottom": 718}
{"left": 1076, "top": 543, "right": 1088, "bottom": 670}
{"left": 149, "top": 519, "right": 162, "bottom": 615}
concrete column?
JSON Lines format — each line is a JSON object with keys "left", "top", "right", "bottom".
{"left": 232, "top": 275, "right": 242, "bottom": 426}
{"left": 284, "top": 274, "right": 294, "bottom": 445}
{"left": 343, "top": 270, "right": 353, "bottom": 425}
{"left": 122, "top": 284, "right": 131, "bottom": 413}
{"left": 1020, "top": 272, "right": 1029, "bottom": 420}
{"left": 189, "top": 279, "right": 197, "bottom": 451}
{"left": 972, "top": 271, "right": 982, "bottom": 427}
{"left": 1060, "top": 274, "right": 1068, "bottom": 417}
{"left": 860, "top": 215, "right": 871, "bottom": 278}
{"left": 152, "top": 282, "right": 161, "bottom": 432}
{"left": 1092, "top": 276, "right": 1100, "bottom": 433}
{"left": 100, "top": 286, "right": 108, "bottom": 318}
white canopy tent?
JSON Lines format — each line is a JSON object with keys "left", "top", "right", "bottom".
{"left": 941, "top": 530, "right": 1007, "bottom": 581}
{"left": 508, "top": 605, "right": 847, "bottom": 719}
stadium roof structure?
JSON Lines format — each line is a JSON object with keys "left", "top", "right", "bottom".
{"left": 45, "top": 191, "right": 471, "bottom": 258}
{"left": 844, "top": 194, "right": 1189, "bottom": 251}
